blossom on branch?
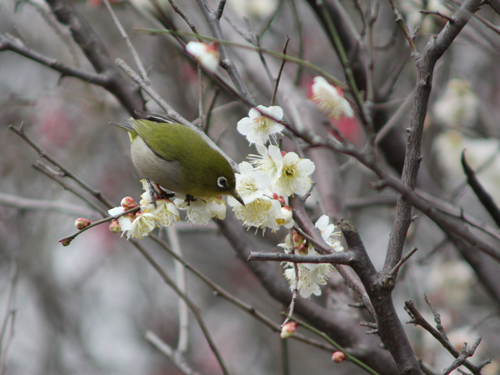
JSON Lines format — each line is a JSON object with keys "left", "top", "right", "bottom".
{"left": 237, "top": 105, "right": 284, "bottom": 145}
{"left": 311, "top": 76, "right": 353, "bottom": 120}
{"left": 186, "top": 41, "right": 220, "bottom": 73}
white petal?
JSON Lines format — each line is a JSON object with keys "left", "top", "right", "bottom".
{"left": 298, "top": 159, "right": 316, "bottom": 175}
{"left": 237, "top": 118, "right": 254, "bottom": 135}
{"left": 315, "top": 215, "right": 330, "bottom": 230}
{"left": 267, "top": 106, "right": 284, "bottom": 120}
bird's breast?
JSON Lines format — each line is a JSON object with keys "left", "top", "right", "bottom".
{"left": 131, "top": 136, "right": 185, "bottom": 193}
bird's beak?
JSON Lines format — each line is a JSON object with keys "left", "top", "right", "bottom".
{"left": 229, "top": 189, "right": 245, "bottom": 206}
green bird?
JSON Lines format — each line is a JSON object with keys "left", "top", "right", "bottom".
{"left": 114, "top": 117, "right": 244, "bottom": 205}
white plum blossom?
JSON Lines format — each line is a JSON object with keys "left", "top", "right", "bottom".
{"left": 283, "top": 244, "right": 334, "bottom": 298}
{"left": 127, "top": 212, "right": 157, "bottom": 239}
{"left": 232, "top": 196, "right": 282, "bottom": 231}
{"left": 175, "top": 195, "right": 227, "bottom": 226}
{"left": 108, "top": 206, "right": 134, "bottom": 234}
{"left": 186, "top": 41, "right": 220, "bottom": 73}
{"left": 280, "top": 215, "right": 343, "bottom": 298}
{"left": 311, "top": 76, "right": 354, "bottom": 120}
{"left": 140, "top": 181, "right": 180, "bottom": 226}
{"left": 274, "top": 152, "right": 315, "bottom": 196}
{"left": 228, "top": 162, "right": 271, "bottom": 205}
{"left": 237, "top": 105, "right": 284, "bottom": 145}
{"left": 315, "top": 215, "right": 344, "bottom": 252}
{"left": 248, "top": 144, "right": 283, "bottom": 183}
{"left": 228, "top": 161, "right": 288, "bottom": 231}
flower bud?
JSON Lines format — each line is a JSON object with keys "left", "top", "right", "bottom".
{"left": 331, "top": 351, "right": 346, "bottom": 363}
{"left": 121, "top": 197, "right": 137, "bottom": 210}
{"left": 75, "top": 217, "right": 90, "bottom": 230}
{"left": 280, "top": 322, "right": 298, "bottom": 339}
{"left": 59, "top": 238, "right": 72, "bottom": 247}
{"left": 109, "top": 219, "right": 121, "bottom": 233}
{"left": 272, "top": 193, "right": 286, "bottom": 205}
{"left": 186, "top": 41, "right": 220, "bottom": 73}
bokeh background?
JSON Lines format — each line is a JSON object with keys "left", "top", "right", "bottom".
{"left": 1, "top": 0, "right": 500, "bottom": 374}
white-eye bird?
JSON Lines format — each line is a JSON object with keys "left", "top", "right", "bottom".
{"left": 114, "top": 117, "right": 244, "bottom": 205}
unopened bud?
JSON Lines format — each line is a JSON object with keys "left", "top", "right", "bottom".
{"left": 332, "top": 351, "right": 346, "bottom": 363}
{"left": 59, "top": 238, "right": 72, "bottom": 247}
{"left": 109, "top": 219, "right": 121, "bottom": 233}
{"left": 75, "top": 217, "right": 90, "bottom": 230}
{"left": 281, "top": 151, "right": 287, "bottom": 157}
{"left": 272, "top": 193, "right": 286, "bottom": 205}
{"left": 280, "top": 322, "right": 298, "bottom": 339}
{"left": 121, "top": 197, "right": 137, "bottom": 210}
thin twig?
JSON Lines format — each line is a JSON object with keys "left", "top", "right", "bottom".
{"left": 419, "top": 10, "right": 454, "bottom": 23}
{"left": 102, "top": 0, "right": 150, "bottom": 84}
{"left": 404, "top": 299, "right": 488, "bottom": 375}
{"left": 59, "top": 206, "right": 140, "bottom": 245}
{"left": 9, "top": 123, "right": 114, "bottom": 209}
{"left": 32, "top": 161, "right": 108, "bottom": 217}
{"left": 167, "top": 0, "right": 200, "bottom": 36}
{"left": 270, "top": 37, "right": 290, "bottom": 106}
{"left": 247, "top": 252, "right": 353, "bottom": 264}
{"left": 285, "top": 315, "right": 382, "bottom": 375}
{"left": 0, "top": 33, "right": 108, "bottom": 85}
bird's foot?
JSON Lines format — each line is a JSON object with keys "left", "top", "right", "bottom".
{"left": 185, "top": 194, "right": 197, "bottom": 206}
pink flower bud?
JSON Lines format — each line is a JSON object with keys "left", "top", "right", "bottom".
{"left": 109, "top": 219, "right": 121, "bottom": 233}
{"left": 121, "top": 197, "right": 137, "bottom": 210}
{"left": 332, "top": 351, "right": 346, "bottom": 363}
{"left": 59, "top": 238, "right": 72, "bottom": 247}
{"left": 281, "top": 151, "right": 287, "bottom": 157}
{"left": 280, "top": 322, "right": 298, "bottom": 339}
{"left": 75, "top": 217, "right": 90, "bottom": 230}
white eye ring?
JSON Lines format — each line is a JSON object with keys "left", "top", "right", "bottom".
{"left": 217, "top": 176, "right": 227, "bottom": 188}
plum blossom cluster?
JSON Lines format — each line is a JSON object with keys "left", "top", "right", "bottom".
{"left": 107, "top": 180, "right": 226, "bottom": 239}
{"left": 231, "top": 105, "right": 316, "bottom": 232}
{"left": 279, "top": 215, "right": 344, "bottom": 298}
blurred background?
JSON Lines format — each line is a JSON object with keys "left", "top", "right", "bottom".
{"left": 1, "top": 0, "right": 500, "bottom": 374}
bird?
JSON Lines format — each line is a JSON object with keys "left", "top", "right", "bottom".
{"left": 113, "top": 115, "right": 244, "bottom": 206}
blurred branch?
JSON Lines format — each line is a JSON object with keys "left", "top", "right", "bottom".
{"left": 0, "top": 255, "right": 18, "bottom": 373}
{"left": 32, "top": 161, "right": 108, "bottom": 217}
{"left": 145, "top": 331, "right": 201, "bottom": 375}
{"left": 43, "top": 0, "right": 144, "bottom": 113}
{"left": 0, "top": 192, "right": 95, "bottom": 217}
{"left": 130, "top": 240, "right": 230, "bottom": 375}
{"left": 166, "top": 226, "right": 189, "bottom": 353}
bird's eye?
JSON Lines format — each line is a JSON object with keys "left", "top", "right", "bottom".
{"left": 217, "top": 176, "right": 227, "bottom": 188}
